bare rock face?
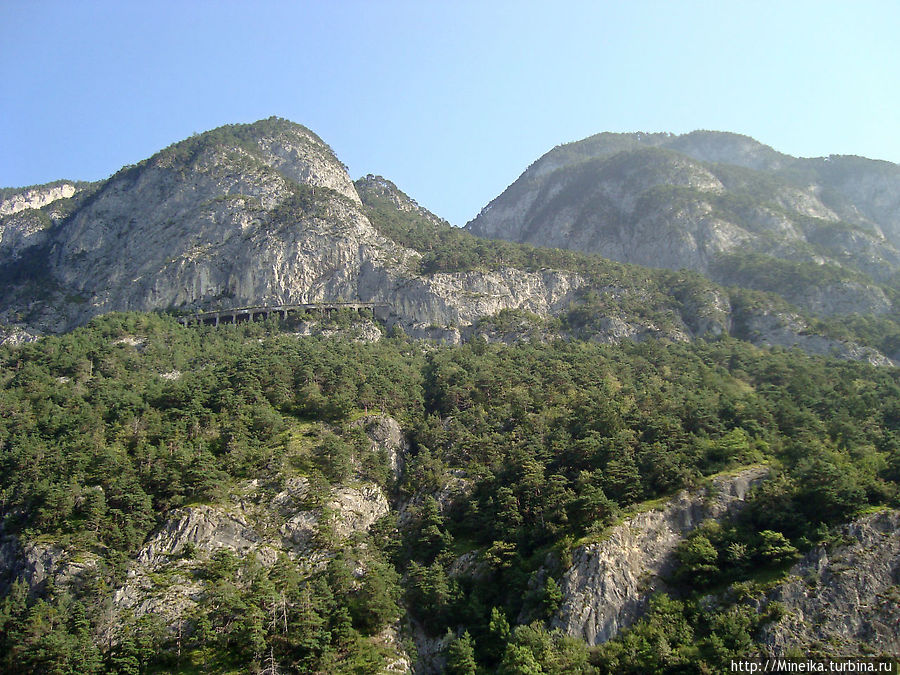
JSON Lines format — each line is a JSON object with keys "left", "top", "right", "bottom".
{"left": 252, "top": 126, "right": 361, "bottom": 204}
{"left": 0, "top": 535, "right": 98, "bottom": 596}
{"left": 0, "top": 182, "right": 78, "bottom": 216}
{"left": 0, "top": 209, "right": 52, "bottom": 259}
{"left": 374, "top": 267, "right": 586, "bottom": 334}
{"left": 355, "top": 415, "right": 410, "bottom": 483}
{"left": 330, "top": 484, "right": 391, "bottom": 539}
{"left": 136, "top": 505, "right": 269, "bottom": 566}
{"left": 761, "top": 509, "right": 900, "bottom": 656}
{"left": 0, "top": 324, "right": 41, "bottom": 346}
{"left": 553, "top": 466, "right": 768, "bottom": 645}
{"left": 279, "top": 481, "right": 390, "bottom": 548}
{"left": 783, "top": 282, "right": 892, "bottom": 318}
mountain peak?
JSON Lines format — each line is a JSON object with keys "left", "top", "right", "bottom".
{"left": 144, "top": 116, "right": 359, "bottom": 204}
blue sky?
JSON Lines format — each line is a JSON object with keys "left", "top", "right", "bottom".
{"left": 2, "top": 1, "right": 898, "bottom": 225}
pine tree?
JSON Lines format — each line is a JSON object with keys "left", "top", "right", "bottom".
{"left": 446, "top": 630, "right": 477, "bottom": 675}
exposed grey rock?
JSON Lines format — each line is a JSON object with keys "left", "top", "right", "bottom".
{"left": 100, "top": 477, "right": 391, "bottom": 646}
{"left": 0, "top": 324, "right": 41, "bottom": 346}
{"left": 761, "top": 509, "right": 900, "bottom": 656}
{"left": 252, "top": 126, "right": 361, "bottom": 204}
{"left": 279, "top": 481, "right": 389, "bottom": 547}
{"left": 136, "top": 504, "right": 269, "bottom": 566}
{"left": 0, "top": 535, "right": 98, "bottom": 596}
{"left": 554, "top": 466, "right": 768, "bottom": 645}
{"left": 329, "top": 483, "right": 390, "bottom": 539}
{"left": 0, "top": 182, "right": 78, "bottom": 216}
{"left": 0, "top": 209, "right": 53, "bottom": 258}
{"left": 378, "top": 623, "right": 414, "bottom": 674}
{"left": 355, "top": 415, "right": 410, "bottom": 483}
{"left": 787, "top": 282, "right": 892, "bottom": 317}
{"left": 409, "top": 620, "right": 451, "bottom": 675}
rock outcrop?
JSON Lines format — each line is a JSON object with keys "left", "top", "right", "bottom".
{"left": 24, "top": 474, "right": 395, "bottom": 652}
{"left": 761, "top": 509, "right": 900, "bottom": 656}
{"left": 0, "top": 182, "right": 79, "bottom": 216}
{"left": 136, "top": 504, "right": 272, "bottom": 566}
{"left": 554, "top": 466, "right": 768, "bottom": 645}
{"left": 0, "top": 534, "right": 99, "bottom": 597}
{"left": 355, "top": 415, "right": 410, "bottom": 483}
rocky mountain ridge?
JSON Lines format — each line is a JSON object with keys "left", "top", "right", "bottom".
{"left": 467, "top": 130, "right": 900, "bottom": 319}
{"left": 1, "top": 119, "right": 898, "bottom": 366}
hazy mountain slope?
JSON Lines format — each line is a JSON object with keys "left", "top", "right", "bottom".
{"left": 466, "top": 131, "right": 900, "bottom": 317}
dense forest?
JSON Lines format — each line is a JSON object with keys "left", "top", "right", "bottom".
{"left": 0, "top": 311, "right": 898, "bottom": 673}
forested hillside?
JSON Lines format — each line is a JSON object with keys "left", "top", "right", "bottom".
{"left": 2, "top": 119, "right": 899, "bottom": 672}
{"left": 1, "top": 312, "right": 897, "bottom": 672}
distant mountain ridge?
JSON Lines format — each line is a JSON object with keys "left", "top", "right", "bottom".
{"left": 466, "top": 130, "right": 900, "bottom": 317}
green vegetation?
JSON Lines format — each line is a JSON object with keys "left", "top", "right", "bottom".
{"left": 0, "top": 312, "right": 896, "bottom": 672}
{"left": 155, "top": 116, "right": 339, "bottom": 170}
{"left": 359, "top": 170, "right": 900, "bottom": 358}
{"left": 710, "top": 252, "right": 867, "bottom": 298}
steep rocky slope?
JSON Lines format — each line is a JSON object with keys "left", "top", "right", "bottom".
{"left": 761, "top": 509, "right": 900, "bottom": 657}
{"left": 467, "top": 131, "right": 900, "bottom": 317}
{"left": 0, "top": 121, "right": 592, "bottom": 342}
{"left": 554, "top": 467, "right": 768, "bottom": 645}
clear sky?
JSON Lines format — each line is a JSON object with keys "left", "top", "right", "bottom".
{"left": 2, "top": 1, "right": 898, "bottom": 225}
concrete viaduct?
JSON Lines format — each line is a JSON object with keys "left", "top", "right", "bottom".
{"left": 177, "top": 302, "right": 390, "bottom": 327}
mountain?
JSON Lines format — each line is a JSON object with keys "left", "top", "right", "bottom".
{"left": 0, "top": 119, "right": 598, "bottom": 343}
{"left": 1, "top": 120, "right": 899, "bottom": 672}
{"left": 5, "top": 118, "right": 900, "bottom": 364}
{"left": 467, "top": 131, "right": 900, "bottom": 317}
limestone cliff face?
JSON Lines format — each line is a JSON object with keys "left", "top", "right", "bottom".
{"left": 553, "top": 467, "right": 768, "bottom": 645}
{"left": 761, "top": 509, "right": 900, "bottom": 656}
{"left": 0, "top": 182, "right": 79, "bottom": 216}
